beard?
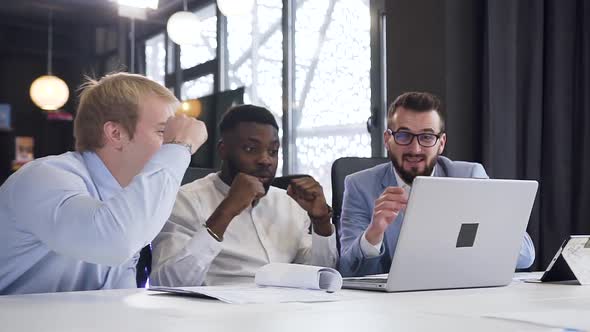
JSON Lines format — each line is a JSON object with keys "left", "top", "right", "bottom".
{"left": 390, "top": 152, "right": 438, "bottom": 185}
{"left": 226, "top": 156, "right": 274, "bottom": 193}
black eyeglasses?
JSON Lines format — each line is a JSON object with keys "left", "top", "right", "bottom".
{"left": 386, "top": 129, "right": 443, "bottom": 147}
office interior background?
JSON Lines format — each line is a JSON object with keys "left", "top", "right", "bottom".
{"left": 0, "top": 0, "right": 587, "bottom": 271}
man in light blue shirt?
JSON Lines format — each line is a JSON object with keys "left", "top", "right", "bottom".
{"left": 339, "top": 92, "right": 535, "bottom": 277}
{"left": 0, "top": 73, "right": 207, "bottom": 295}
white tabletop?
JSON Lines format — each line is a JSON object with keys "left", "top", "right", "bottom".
{"left": 1, "top": 275, "right": 589, "bottom": 332}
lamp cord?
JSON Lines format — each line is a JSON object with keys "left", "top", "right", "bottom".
{"left": 47, "top": 12, "right": 53, "bottom": 75}
{"left": 130, "top": 18, "right": 135, "bottom": 73}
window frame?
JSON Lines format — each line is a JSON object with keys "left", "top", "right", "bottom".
{"left": 142, "top": 0, "right": 385, "bottom": 174}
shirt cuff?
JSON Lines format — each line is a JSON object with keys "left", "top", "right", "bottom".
{"left": 312, "top": 226, "right": 337, "bottom": 246}
{"left": 360, "top": 230, "right": 383, "bottom": 257}
{"left": 185, "top": 227, "right": 223, "bottom": 259}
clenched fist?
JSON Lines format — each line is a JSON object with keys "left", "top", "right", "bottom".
{"left": 163, "top": 114, "right": 208, "bottom": 154}
{"left": 224, "top": 173, "right": 266, "bottom": 215}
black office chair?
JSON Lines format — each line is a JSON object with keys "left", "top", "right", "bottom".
{"left": 181, "top": 166, "right": 217, "bottom": 185}
{"left": 270, "top": 174, "right": 310, "bottom": 190}
{"left": 331, "top": 157, "right": 389, "bottom": 251}
{"left": 135, "top": 245, "right": 152, "bottom": 288}
{"left": 135, "top": 166, "right": 217, "bottom": 288}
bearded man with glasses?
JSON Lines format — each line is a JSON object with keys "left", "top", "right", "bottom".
{"left": 338, "top": 92, "right": 535, "bottom": 277}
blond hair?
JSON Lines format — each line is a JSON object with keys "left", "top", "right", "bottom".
{"left": 74, "top": 72, "right": 178, "bottom": 152}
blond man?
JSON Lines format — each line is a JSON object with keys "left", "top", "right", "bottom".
{"left": 0, "top": 73, "right": 207, "bottom": 295}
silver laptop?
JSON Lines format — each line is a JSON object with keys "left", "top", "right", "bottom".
{"left": 342, "top": 176, "right": 538, "bottom": 292}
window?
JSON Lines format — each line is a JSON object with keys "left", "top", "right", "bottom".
{"left": 294, "top": 0, "right": 372, "bottom": 201}
{"left": 226, "top": 0, "right": 284, "bottom": 174}
{"left": 181, "top": 74, "right": 215, "bottom": 99}
{"left": 145, "top": 33, "right": 166, "bottom": 85}
{"left": 180, "top": 4, "right": 217, "bottom": 70}
{"left": 146, "top": 0, "right": 374, "bottom": 191}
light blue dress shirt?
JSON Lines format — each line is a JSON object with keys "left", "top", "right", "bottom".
{"left": 0, "top": 144, "right": 189, "bottom": 295}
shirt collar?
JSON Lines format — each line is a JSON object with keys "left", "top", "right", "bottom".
{"left": 212, "top": 172, "right": 231, "bottom": 196}
{"left": 82, "top": 151, "right": 121, "bottom": 201}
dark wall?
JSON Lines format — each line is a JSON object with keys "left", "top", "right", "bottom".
{"left": 386, "top": 0, "right": 483, "bottom": 163}
{"left": 0, "top": 16, "right": 98, "bottom": 181}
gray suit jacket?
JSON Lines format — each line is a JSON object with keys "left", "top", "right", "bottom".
{"left": 338, "top": 156, "right": 535, "bottom": 277}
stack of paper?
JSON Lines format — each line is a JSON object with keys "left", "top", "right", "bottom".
{"left": 149, "top": 284, "right": 346, "bottom": 304}
{"left": 149, "top": 263, "right": 345, "bottom": 304}
{"left": 255, "top": 263, "right": 342, "bottom": 292}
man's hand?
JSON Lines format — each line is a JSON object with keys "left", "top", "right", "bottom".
{"left": 205, "top": 173, "right": 266, "bottom": 240}
{"left": 287, "top": 177, "right": 333, "bottom": 236}
{"left": 365, "top": 187, "right": 408, "bottom": 245}
{"left": 163, "top": 114, "right": 208, "bottom": 155}
{"left": 224, "top": 173, "right": 266, "bottom": 216}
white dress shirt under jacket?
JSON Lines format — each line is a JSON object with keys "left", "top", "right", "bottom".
{"left": 150, "top": 173, "right": 338, "bottom": 286}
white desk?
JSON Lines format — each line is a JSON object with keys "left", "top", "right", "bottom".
{"left": 1, "top": 276, "right": 589, "bottom": 332}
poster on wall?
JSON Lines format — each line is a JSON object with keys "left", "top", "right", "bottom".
{"left": 12, "top": 136, "right": 34, "bottom": 171}
{"left": 15, "top": 136, "right": 34, "bottom": 162}
{"left": 0, "top": 104, "right": 10, "bottom": 129}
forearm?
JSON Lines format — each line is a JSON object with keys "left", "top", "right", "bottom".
{"left": 17, "top": 145, "right": 190, "bottom": 266}
{"left": 309, "top": 231, "right": 338, "bottom": 268}
{"left": 339, "top": 234, "right": 386, "bottom": 277}
{"left": 205, "top": 199, "right": 240, "bottom": 238}
{"left": 364, "top": 224, "right": 386, "bottom": 246}
{"left": 63, "top": 157, "right": 186, "bottom": 264}
{"left": 312, "top": 221, "right": 334, "bottom": 237}
{"left": 151, "top": 229, "right": 222, "bottom": 287}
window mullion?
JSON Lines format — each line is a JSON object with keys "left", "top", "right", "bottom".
{"left": 282, "top": 0, "right": 296, "bottom": 175}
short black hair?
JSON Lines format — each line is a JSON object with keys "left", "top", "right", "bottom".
{"left": 219, "top": 104, "right": 279, "bottom": 134}
{"left": 388, "top": 92, "right": 446, "bottom": 132}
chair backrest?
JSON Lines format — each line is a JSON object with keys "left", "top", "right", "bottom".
{"left": 331, "top": 157, "right": 389, "bottom": 250}
{"left": 181, "top": 167, "right": 217, "bottom": 185}
{"left": 271, "top": 174, "right": 310, "bottom": 190}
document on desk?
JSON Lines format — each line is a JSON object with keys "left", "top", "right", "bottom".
{"left": 254, "top": 263, "right": 343, "bottom": 292}
{"left": 484, "top": 309, "right": 590, "bottom": 331}
{"left": 149, "top": 285, "right": 347, "bottom": 304}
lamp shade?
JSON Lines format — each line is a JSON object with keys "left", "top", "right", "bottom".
{"left": 30, "top": 75, "right": 69, "bottom": 111}
{"left": 217, "top": 0, "right": 254, "bottom": 17}
{"left": 167, "top": 11, "right": 201, "bottom": 45}
{"left": 177, "top": 99, "right": 202, "bottom": 118}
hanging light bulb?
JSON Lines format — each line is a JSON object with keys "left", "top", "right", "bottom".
{"left": 217, "top": 0, "right": 255, "bottom": 17}
{"left": 30, "top": 12, "right": 69, "bottom": 111}
{"left": 166, "top": 0, "right": 201, "bottom": 45}
{"left": 30, "top": 76, "right": 69, "bottom": 111}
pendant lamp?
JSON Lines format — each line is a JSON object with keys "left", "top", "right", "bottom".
{"left": 167, "top": 0, "right": 201, "bottom": 45}
{"left": 30, "top": 13, "right": 69, "bottom": 111}
{"left": 177, "top": 99, "right": 202, "bottom": 118}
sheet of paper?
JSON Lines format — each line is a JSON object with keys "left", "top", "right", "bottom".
{"left": 484, "top": 309, "right": 590, "bottom": 331}
{"left": 149, "top": 285, "right": 347, "bottom": 304}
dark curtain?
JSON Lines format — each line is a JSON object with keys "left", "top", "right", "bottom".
{"left": 482, "top": 0, "right": 590, "bottom": 270}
